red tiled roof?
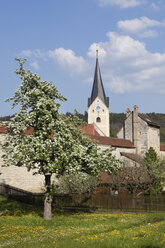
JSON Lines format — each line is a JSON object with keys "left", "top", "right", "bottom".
{"left": 24, "top": 127, "right": 33, "bottom": 135}
{"left": 0, "top": 125, "right": 55, "bottom": 138}
{"left": 80, "top": 124, "right": 100, "bottom": 136}
{"left": 120, "top": 152, "right": 143, "bottom": 163}
{"left": 0, "top": 125, "right": 34, "bottom": 136}
{"left": 21, "top": 127, "right": 55, "bottom": 139}
{"left": 0, "top": 125, "right": 6, "bottom": 134}
{"left": 1, "top": 123, "right": 100, "bottom": 137}
{"left": 85, "top": 134, "right": 135, "bottom": 148}
{"left": 160, "top": 144, "right": 165, "bottom": 151}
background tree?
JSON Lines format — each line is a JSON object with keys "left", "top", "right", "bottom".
{"left": 110, "top": 166, "right": 151, "bottom": 195}
{"left": 1, "top": 59, "right": 120, "bottom": 220}
{"left": 142, "top": 147, "right": 165, "bottom": 194}
{"left": 111, "top": 148, "right": 165, "bottom": 196}
{"left": 54, "top": 172, "right": 99, "bottom": 195}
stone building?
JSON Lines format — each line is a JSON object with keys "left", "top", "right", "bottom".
{"left": 117, "top": 105, "right": 160, "bottom": 155}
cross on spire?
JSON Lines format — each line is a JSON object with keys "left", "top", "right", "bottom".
{"left": 96, "top": 48, "right": 98, "bottom": 59}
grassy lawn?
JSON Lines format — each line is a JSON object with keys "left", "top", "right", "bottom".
{"left": 0, "top": 195, "right": 165, "bottom": 248}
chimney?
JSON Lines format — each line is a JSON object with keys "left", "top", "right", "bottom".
{"left": 133, "top": 105, "right": 139, "bottom": 154}
{"left": 126, "top": 108, "right": 131, "bottom": 118}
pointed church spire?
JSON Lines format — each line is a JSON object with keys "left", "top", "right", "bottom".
{"left": 88, "top": 50, "right": 109, "bottom": 107}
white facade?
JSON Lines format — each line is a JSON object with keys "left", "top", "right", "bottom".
{"left": 88, "top": 97, "right": 110, "bottom": 137}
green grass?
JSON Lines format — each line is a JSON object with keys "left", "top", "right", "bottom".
{"left": 0, "top": 195, "right": 165, "bottom": 248}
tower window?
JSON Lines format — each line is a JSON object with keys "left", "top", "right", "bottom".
{"left": 96, "top": 117, "right": 101, "bottom": 123}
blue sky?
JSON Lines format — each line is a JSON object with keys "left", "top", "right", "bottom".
{"left": 1, "top": 0, "right": 165, "bottom": 116}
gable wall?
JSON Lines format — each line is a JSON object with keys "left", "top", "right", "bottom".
{"left": 117, "top": 127, "right": 124, "bottom": 139}
{"left": 148, "top": 126, "right": 160, "bottom": 154}
{"left": 124, "top": 114, "right": 133, "bottom": 142}
{"left": 138, "top": 117, "right": 148, "bottom": 155}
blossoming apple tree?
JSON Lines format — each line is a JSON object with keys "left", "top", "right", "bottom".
{"left": 1, "top": 59, "right": 120, "bottom": 219}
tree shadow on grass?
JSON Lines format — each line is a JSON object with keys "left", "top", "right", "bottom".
{"left": 140, "top": 246, "right": 162, "bottom": 248}
{"left": 0, "top": 195, "right": 43, "bottom": 216}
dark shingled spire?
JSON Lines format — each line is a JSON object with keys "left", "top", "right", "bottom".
{"left": 88, "top": 51, "right": 109, "bottom": 107}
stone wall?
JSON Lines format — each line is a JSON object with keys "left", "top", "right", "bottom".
{"left": 124, "top": 114, "right": 133, "bottom": 142}
{"left": 98, "top": 144, "right": 136, "bottom": 160}
{"left": 0, "top": 134, "right": 45, "bottom": 192}
{"left": 138, "top": 117, "right": 148, "bottom": 155}
{"left": 117, "top": 110, "right": 160, "bottom": 156}
{"left": 117, "top": 127, "right": 123, "bottom": 139}
{"left": 148, "top": 126, "right": 160, "bottom": 154}
{"left": 120, "top": 155, "right": 139, "bottom": 167}
{"left": 160, "top": 150, "right": 165, "bottom": 157}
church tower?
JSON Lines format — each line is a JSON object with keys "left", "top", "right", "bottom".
{"left": 88, "top": 50, "right": 110, "bottom": 137}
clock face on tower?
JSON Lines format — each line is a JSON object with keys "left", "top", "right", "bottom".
{"left": 96, "top": 105, "right": 101, "bottom": 111}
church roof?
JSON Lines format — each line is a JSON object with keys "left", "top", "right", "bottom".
{"left": 88, "top": 56, "right": 109, "bottom": 107}
{"left": 160, "top": 144, "right": 165, "bottom": 151}
{"left": 84, "top": 134, "right": 135, "bottom": 148}
{"left": 80, "top": 124, "right": 100, "bottom": 136}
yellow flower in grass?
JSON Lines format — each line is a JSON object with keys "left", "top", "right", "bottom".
{"left": 111, "top": 229, "right": 121, "bottom": 237}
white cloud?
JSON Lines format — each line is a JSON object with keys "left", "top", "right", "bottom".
{"left": 151, "top": 2, "right": 160, "bottom": 10}
{"left": 20, "top": 48, "right": 88, "bottom": 76}
{"left": 19, "top": 30, "right": 165, "bottom": 95}
{"left": 86, "top": 32, "right": 165, "bottom": 94}
{"left": 30, "top": 61, "right": 40, "bottom": 70}
{"left": 151, "top": 1, "right": 165, "bottom": 10}
{"left": 117, "top": 17, "right": 164, "bottom": 37}
{"left": 20, "top": 49, "right": 48, "bottom": 61}
{"left": 107, "top": 32, "right": 147, "bottom": 58}
{"left": 109, "top": 77, "right": 134, "bottom": 93}
{"left": 20, "top": 50, "right": 33, "bottom": 57}
{"left": 139, "top": 30, "right": 157, "bottom": 38}
{"left": 87, "top": 43, "right": 107, "bottom": 58}
{"left": 98, "top": 0, "right": 144, "bottom": 8}
{"left": 48, "top": 48, "right": 88, "bottom": 75}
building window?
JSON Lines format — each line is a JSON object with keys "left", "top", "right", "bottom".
{"left": 96, "top": 117, "right": 101, "bottom": 123}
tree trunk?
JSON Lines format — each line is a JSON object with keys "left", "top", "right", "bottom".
{"left": 44, "top": 174, "right": 52, "bottom": 220}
